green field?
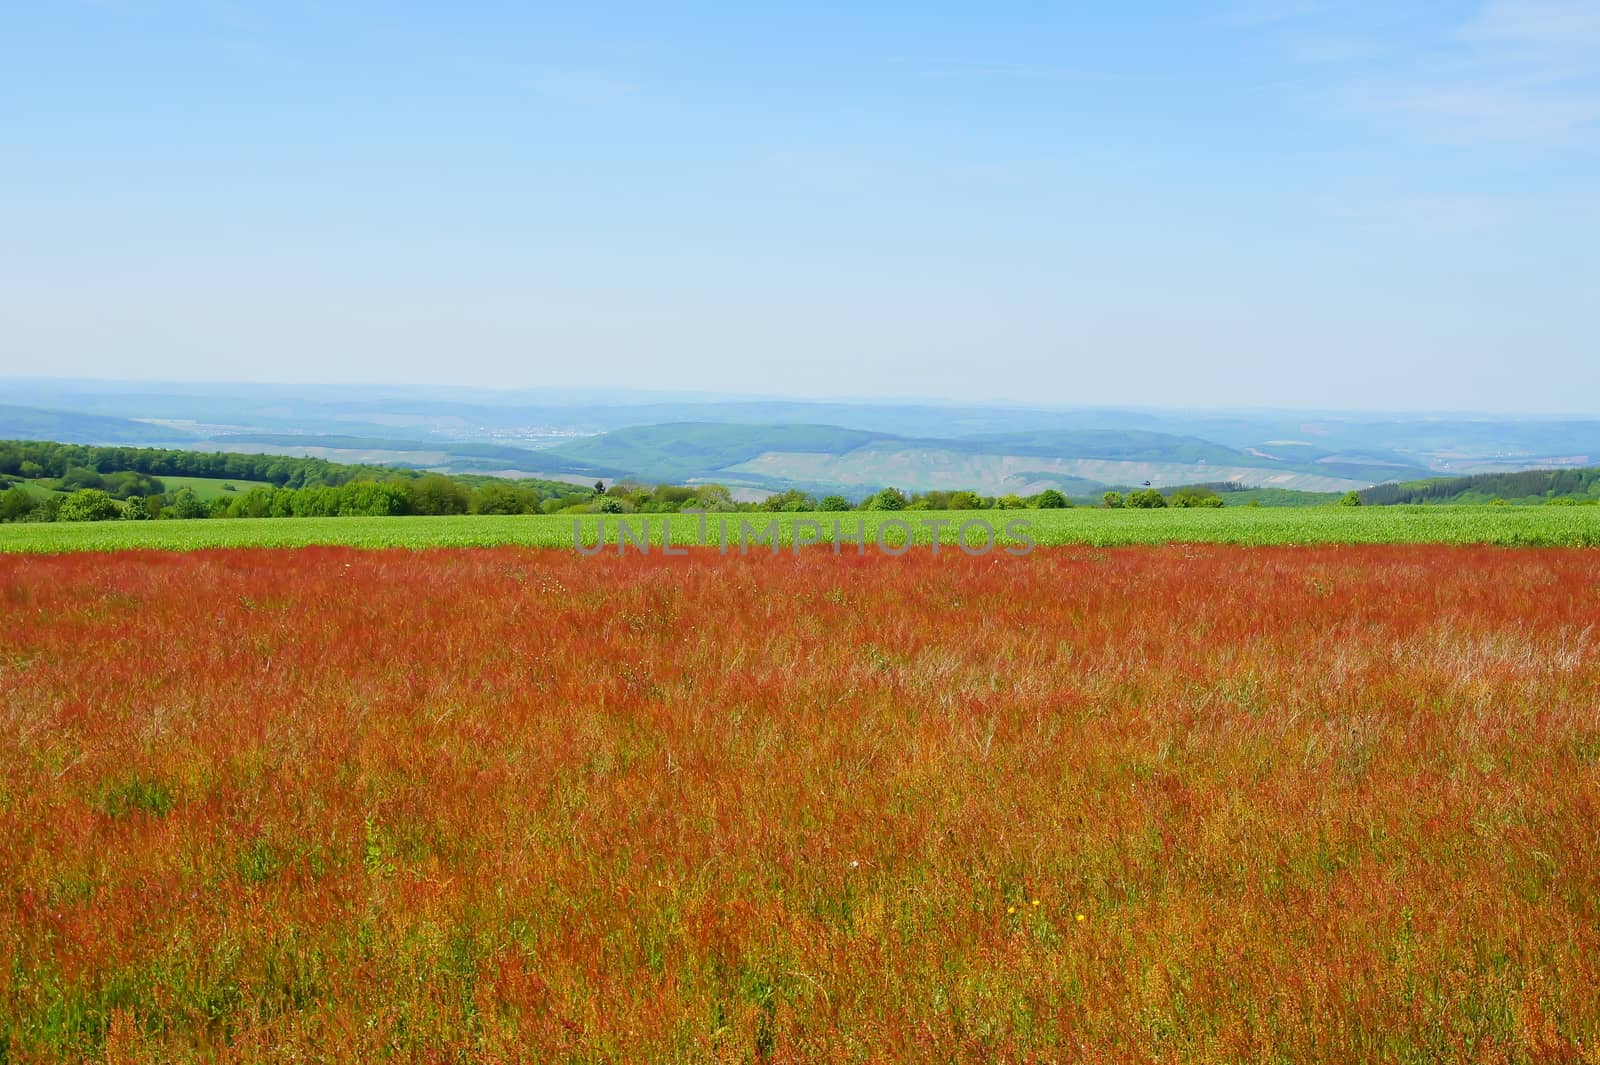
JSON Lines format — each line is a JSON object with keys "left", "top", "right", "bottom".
{"left": 6, "top": 480, "right": 64, "bottom": 500}
{"left": 2, "top": 505, "right": 1597, "bottom": 553}
{"left": 0, "top": 474, "right": 269, "bottom": 502}
{"left": 154, "top": 474, "right": 273, "bottom": 500}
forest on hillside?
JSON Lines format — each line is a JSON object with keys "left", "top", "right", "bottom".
{"left": 1359, "top": 467, "right": 1600, "bottom": 505}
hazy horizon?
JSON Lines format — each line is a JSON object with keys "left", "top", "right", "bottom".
{"left": 9, "top": 373, "right": 1600, "bottom": 421}
{"left": 3, "top": 2, "right": 1597, "bottom": 411}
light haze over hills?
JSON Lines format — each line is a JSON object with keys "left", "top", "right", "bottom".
{"left": 6, "top": 377, "right": 1600, "bottom": 499}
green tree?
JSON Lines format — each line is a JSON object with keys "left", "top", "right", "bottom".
{"left": 818, "top": 495, "right": 850, "bottom": 512}
{"left": 946, "top": 490, "right": 984, "bottom": 511}
{"left": 1102, "top": 491, "right": 1124, "bottom": 508}
{"left": 408, "top": 475, "right": 471, "bottom": 515}
{"left": 867, "top": 487, "right": 908, "bottom": 511}
{"left": 59, "top": 489, "right": 122, "bottom": 522}
{"left": 168, "top": 487, "right": 209, "bottom": 519}
{"left": 60, "top": 467, "right": 105, "bottom": 492}
{"left": 1126, "top": 488, "right": 1168, "bottom": 509}
{"left": 336, "top": 482, "right": 409, "bottom": 516}
{"left": 0, "top": 486, "right": 35, "bottom": 522}
{"left": 762, "top": 488, "right": 816, "bottom": 512}
{"left": 1169, "top": 486, "right": 1224, "bottom": 508}
{"left": 1338, "top": 491, "right": 1363, "bottom": 507}
{"left": 692, "top": 484, "right": 736, "bottom": 511}
{"left": 1033, "top": 489, "right": 1069, "bottom": 509}
{"left": 119, "top": 496, "right": 154, "bottom": 520}
{"left": 470, "top": 482, "right": 539, "bottom": 515}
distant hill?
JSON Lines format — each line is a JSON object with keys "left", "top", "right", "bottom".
{"left": 1360, "top": 467, "right": 1600, "bottom": 505}
{"left": 1166, "top": 481, "right": 1340, "bottom": 507}
{"left": 8, "top": 379, "right": 1600, "bottom": 496}
{"left": 548, "top": 423, "right": 890, "bottom": 482}
{"left": 0, "top": 404, "right": 190, "bottom": 444}
{"left": 209, "top": 433, "right": 625, "bottom": 479}
{"left": 545, "top": 422, "right": 1430, "bottom": 497}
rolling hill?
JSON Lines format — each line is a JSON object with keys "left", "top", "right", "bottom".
{"left": 0, "top": 404, "right": 192, "bottom": 444}
{"left": 1359, "top": 466, "right": 1600, "bottom": 505}
{"left": 544, "top": 422, "right": 1432, "bottom": 497}
{"left": 8, "top": 381, "right": 1600, "bottom": 499}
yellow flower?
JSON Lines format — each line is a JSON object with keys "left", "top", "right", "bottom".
{"left": 1007, "top": 906, "right": 1016, "bottom": 915}
{"left": 1031, "top": 899, "right": 1040, "bottom": 907}
{"left": 1075, "top": 913, "right": 1086, "bottom": 922}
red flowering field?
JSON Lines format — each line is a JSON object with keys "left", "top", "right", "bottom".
{"left": 2, "top": 546, "right": 1598, "bottom": 1062}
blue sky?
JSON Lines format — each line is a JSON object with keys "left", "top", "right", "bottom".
{"left": 2, "top": 1, "right": 1596, "bottom": 411}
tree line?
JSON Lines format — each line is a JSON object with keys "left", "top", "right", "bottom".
{"left": 1359, "top": 467, "right": 1600, "bottom": 506}
{"left": 0, "top": 439, "right": 392, "bottom": 489}
{"left": 0, "top": 440, "right": 592, "bottom": 524}
{"left": 0, "top": 438, "right": 1240, "bottom": 524}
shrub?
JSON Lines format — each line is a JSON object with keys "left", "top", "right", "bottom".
{"left": 120, "top": 496, "right": 156, "bottom": 520}
{"left": 58, "top": 489, "right": 122, "bottom": 522}
{"left": 1169, "top": 486, "right": 1224, "bottom": 508}
{"left": 1338, "top": 491, "right": 1363, "bottom": 507}
{"left": 168, "top": 487, "right": 209, "bottom": 519}
{"left": 818, "top": 495, "right": 850, "bottom": 512}
{"left": 1102, "top": 491, "right": 1124, "bottom": 509}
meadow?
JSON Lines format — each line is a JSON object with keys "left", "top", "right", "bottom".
{"left": 149, "top": 476, "right": 274, "bottom": 502}
{"left": 1, "top": 503, "right": 1598, "bottom": 553}
{"left": 2, "top": 544, "right": 1598, "bottom": 1061}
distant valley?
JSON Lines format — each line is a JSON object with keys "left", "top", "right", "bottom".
{"left": 4, "top": 380, "right": 1600, "bottom": 500}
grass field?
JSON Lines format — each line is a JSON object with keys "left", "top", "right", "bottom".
{"left": 1, "top": 504, "right": 1598, "bottom": 553}
{"left": 5, "top": 480, "right": 66, "bottom": 500}
{"left": 155, "top": 475, "right": 273, "bottom": 501}
{"left": 2, "top": 545, "right": 1597, "bottom": 1060}
{"left": 0, "top": 475, "right": 270, "bottom": 504}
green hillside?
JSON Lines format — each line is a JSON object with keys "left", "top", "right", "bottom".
{"left": 0, "top": 404, "right": 189, "bottom": 444}
{"left": 549, "top": 423, "right": 889, "bottom": 482}
{"left": 1359, "top": 466, "right": 1600, "bottom": 505}
{"left": 156, "top": 475, "right": 275, "bottom": 501}
{"left": 209, "top": 433, "right": 620, "bottom": 475}
{"left": 546, "top": 422, "right": 1426, "bottom": 497}
{"left": 946, "top": 429, "right": 1251, "bottom": 465}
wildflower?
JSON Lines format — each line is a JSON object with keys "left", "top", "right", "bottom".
{"left": 1007, "top": 906, "right": 1016, "bottom": 915}
{"left": 1031, "top": 899, "right": 1040, "bottom": 907}
{"left": 1076, "top": 913, "right": 1086, "bottom": 923}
